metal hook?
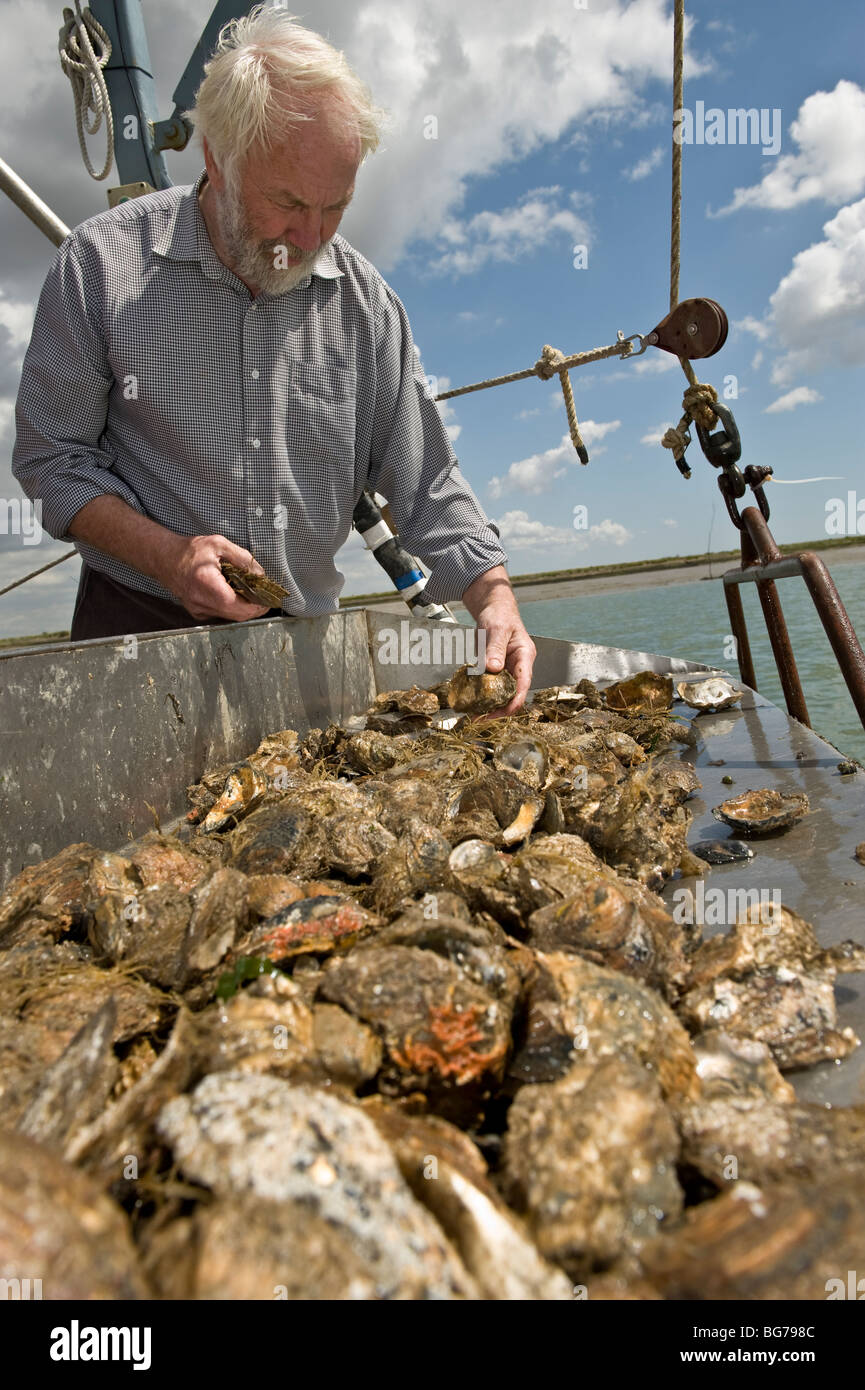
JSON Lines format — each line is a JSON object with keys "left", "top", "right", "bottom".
{"left": 619, "top": 331, "right": 652, "bottom": 357}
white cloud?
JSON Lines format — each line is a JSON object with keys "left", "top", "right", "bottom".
{"left": 492, "top": 510, "right": 575, "bottom": 548}
{"left": 0, "top": 292, "right": 36, "bottom": 366}
{"left": 632, "top": 353, "right": 678, "bottom": 376}
{"left": 588, "top": 519, "right": 633, "bottom": 546}
{"left": 640, "top": 422, "right": 671, "bottom": 446}
{"left": 769, "top": 197, "right": 865, "bottom": 384}
{"left": 430, "top": 375, "right": 461, "bottom": 442}
{"left": 751, "top": 350, "right": 764, "bottom": 371}
{"left": 489, "top": 436, "right": 570, "bottom": 499}
{"left": 623, "top": 145, "right": 664, "bottom": 181}
{"left": 0, "top": 394, "right": 15, "bottom": 437}
{"left": 735, "top": 314, "right": 771, "bottom": 341}
{"left": 764, "top": 385, "right": 823, "bottom": 413}
{"left": 606, "top": 352, "right": 677, "bottom": 383}
{"left": 573, "top": 419, "right": 622, "bottom": 446}
{"left": 345, "top": 0, "right": 703, "bottom": 268}
{"left": 662, "top": 517, "right": 678, "bottom": 527}
{"left": 427, "top": 187, "right": 589, "bottom": 277}
{"left": 713, "top": 81, "right": 865, "bottom": 216}
{"left": 489, "top": 421, "right": 620, "bottom": 498}
{"left": 492, "top": 510, "right": 633, "bottom": 551}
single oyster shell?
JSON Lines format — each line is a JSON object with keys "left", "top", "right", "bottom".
{"left": 676, "top": 678, "right": 742, "bottom": 712}
{"left": 201, "top": 761, "right": 268, "bottom": 833}
{"left": 446, "top": 665, "right": 517, "bottom": 715}
{"left": 603, "top": 671, "right": 673, "bottom": 713}
{"left": 530, "top": 686, "right": 587, "bottom": 717}
{"left": 712, "top": 789, "right": 809, "bottom": 836}
{"left": 244, "top": 895, "right": 376, "bottom": 961}
{"left": 691, "top": 838, "right": 754, "bottom": 865}
{"left": 220, "top": 559, "right": 290, "bottom": 607}
{"left": 492, "top": 737, "right": 549, "bottom": 790}
{"left": 372, "top": 686, "right": 441, "bottom": 716}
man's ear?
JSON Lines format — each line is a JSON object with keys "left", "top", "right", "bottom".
{"left": 202, "top": 138, "right": 225, "bottom": 193}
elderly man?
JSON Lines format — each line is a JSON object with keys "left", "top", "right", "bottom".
{"left": 13, "top": 6, "right": 535, "bottom": 712}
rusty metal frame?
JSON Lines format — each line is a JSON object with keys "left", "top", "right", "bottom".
{"left": 722, "top": 504, "right": 865, "bottom": 734}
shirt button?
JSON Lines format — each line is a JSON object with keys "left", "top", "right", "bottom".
{"left": 251, "top": 438, "right": 261, "bottom": 449}
{"left": 251, "top": 369, "right": 260, "bottom": 379}
{"left": 254, "top": 507, "right": 263, "bottom": 517}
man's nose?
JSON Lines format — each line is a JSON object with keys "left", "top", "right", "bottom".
{"left": 287, "top": 208, "right": 323, "bottom": 252}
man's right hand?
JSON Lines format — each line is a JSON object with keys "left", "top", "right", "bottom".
{"left": 68, "top": 498, "right": 274, "bottom": 623}
{"left": 164, "top": 534, "right": 272, "bottom": 622}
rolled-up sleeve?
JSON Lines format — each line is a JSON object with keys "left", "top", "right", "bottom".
{"left": 367, "top": 286, "right": 508, "bottom": 604}
{"left": 12, "top": 236, "right": 145, "bottom": 540}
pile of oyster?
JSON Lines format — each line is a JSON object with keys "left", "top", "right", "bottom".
{"left": 1, "top": 666, "right": 863, "bottom": 1301}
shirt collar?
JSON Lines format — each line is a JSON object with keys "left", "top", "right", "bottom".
{"left": 152, "top": 171, "right": 344, "bottom": 288}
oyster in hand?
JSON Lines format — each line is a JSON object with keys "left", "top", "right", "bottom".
{"left": 446, "top": 665, "right": 517, "bottom": 715}
{"left": 220, "top": 560, "right": 290, "bottom": 608}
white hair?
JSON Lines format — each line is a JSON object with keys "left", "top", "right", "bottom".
{"left": 186, "top": 6, "right": 385, "bottom": 182}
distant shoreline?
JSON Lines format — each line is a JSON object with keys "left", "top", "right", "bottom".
{"left": 345, "top": 537, "right": 865, "bottom": 614}
{"left": 2, "top": 536, "right": 863, "bottom": 650}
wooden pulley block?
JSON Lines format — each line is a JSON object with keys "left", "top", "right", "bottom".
{"left": 645, "top": 298, "right": 729, "bottom": 359}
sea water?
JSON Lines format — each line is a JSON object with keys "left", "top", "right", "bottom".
{"left": 508, "top": 561, "right": 865, "bottom": 763}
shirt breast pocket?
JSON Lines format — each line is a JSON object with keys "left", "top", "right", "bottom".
{"left": 291, "top": 360, "right": 357, "bottom": 478}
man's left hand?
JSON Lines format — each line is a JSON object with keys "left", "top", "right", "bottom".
{"left": 461, "top": 565, "right": 537, "bottom": 716}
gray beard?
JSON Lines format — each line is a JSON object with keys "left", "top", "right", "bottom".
{"left": 214, "top": 181, "right": 329, "bottom": 295}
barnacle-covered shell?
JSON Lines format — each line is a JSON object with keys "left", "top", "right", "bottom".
{"left": 603, "top": 671, "right": 673, "bottom": 713}
{"left": 446, "top": 665, "right": 517, "bottom": 715}
{"left": 219, "top": 560, "right": 290, "bottom": 607}
{"left": 373, "top": 686, "right": 441, "bottom": 717}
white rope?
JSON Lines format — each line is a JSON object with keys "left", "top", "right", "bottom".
{"left": 58, "top": 1, "right": 114, "bottom": 181}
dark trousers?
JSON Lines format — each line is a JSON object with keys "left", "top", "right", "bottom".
{"left": 69, "top": 563, "right": 284, "bottom": 641}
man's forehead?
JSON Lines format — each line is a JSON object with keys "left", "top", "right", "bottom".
{"left": 269, "top": 86, "right": 361, "bottom": 160}
{"left": 245, "top": 110, "right": 359, "bottom": 185}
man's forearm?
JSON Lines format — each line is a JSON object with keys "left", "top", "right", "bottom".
{"left": 68, "top": 497, "right": 272, "bottom": 623}
{"left": 68, "top": 496, "right": 184, "bottom": 589}
{"left": 460, "top": 563, "right": 536, "bottom": 711}
{"left": 460, "top": 564, "right": 519, "bottom": 621}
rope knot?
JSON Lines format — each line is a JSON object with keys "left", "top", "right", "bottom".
{"left": 682, "top": 381, "right": 718, "bottom": 430}
{"left": 661, "top": 425, "right": 688, "bottom": 454}
{"left": 535, "top": 344, "right": 566, "bottom": 380}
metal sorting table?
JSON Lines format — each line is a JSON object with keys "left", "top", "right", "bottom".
{"left": 1, "top": 608, "right": 863, "bottom": 1105}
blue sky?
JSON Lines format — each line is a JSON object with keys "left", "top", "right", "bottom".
{"left": 1, "top": 0, "right": 864, "bottom": 635}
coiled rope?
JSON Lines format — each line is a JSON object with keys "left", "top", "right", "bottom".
{"left": 58, "top": 0, "right": 114, "bottom": 181}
